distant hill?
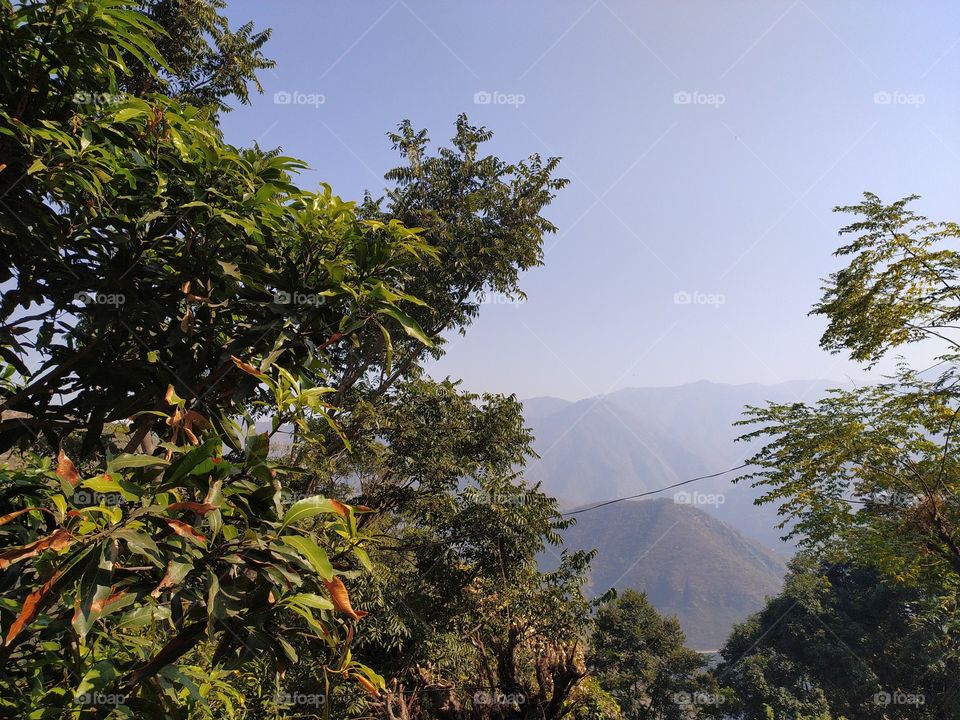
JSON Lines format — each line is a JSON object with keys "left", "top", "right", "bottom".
{"left": 545, "top": 498, "right": 788, "bottom": 650}
{"left": 523, "top": 379, "right": 837, "bottom": 550}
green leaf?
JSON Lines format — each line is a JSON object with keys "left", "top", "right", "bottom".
{"left": 377, "top": 305, "right": 433, "bottom": 346}
{"left": 283, "top": 593, "right": 334, "bottom": 611}
{"left": 106, "top": 453, "right": 169, "bottom": 471}
{"left": 74, "top": 660, "right": 120, "bottom": 701}
{"left": 281, "top": 496, "right": 342, "bottom": 530}
{"left": 279, "top": 535, "right": 334, "bottom": 581}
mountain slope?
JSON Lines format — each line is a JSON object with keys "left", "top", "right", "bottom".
{"left": 547, "top": 498, "right": 788, "bottom": 650}
{"left": 523, "top": 379, "right": 836, "bottom": 549}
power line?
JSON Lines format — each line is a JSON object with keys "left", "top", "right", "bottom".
{"left": 561, "top": 464, "right": 749, "bottom": 516}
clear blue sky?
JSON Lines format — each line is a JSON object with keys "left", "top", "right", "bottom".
{"left": 221, "top": 1, "right": 960, "bottom": 400}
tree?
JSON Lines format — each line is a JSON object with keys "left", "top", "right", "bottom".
{"left": 737, "top": 193, "right": 960, "bottom": 601}
{"left": 0, "top": 0, "right": 435, "bottom": 456}
{"left": 729, "top": 193, "right": 960, "bottom": 716}
{"left": 0, "top": 2, "right": 576, "bottom": 716}
{"left": 588, "top": 589, "right": 710, "bottom": 720}
{"left": 121, "top": 0, "right": 275, "bottom": 115}
{"left": 717, "top": 555, "right": 959, "bottom": 720}
{"left": 283, "top": 378, "right": 596, "bottom": 720}
{"left": 0, "top": 1, "right": 434, "bottom": 715}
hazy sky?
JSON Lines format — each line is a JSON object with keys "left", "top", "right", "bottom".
{"left": 221, "top": 1, "right": 960, "bottom": 400}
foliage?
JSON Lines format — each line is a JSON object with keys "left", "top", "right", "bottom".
{"left": 587, "top": 589, "right": 711, "bottom": 720}
{"left": 0, "top": 369, "right": 384, "bottom": 718}
{"left": 0, "top": 1, "right": 440, "bottom": 716}
{"left": 0, "top": 0, "right": 435, "bottom": 457}
{"left": 717, "top": 555, "right": 959, "bottom": 720}
{"left": 731, "top": 193, "right": 960, "bottom": 716}
{"left": 286, "top": 379, "right": 596, "bottom": 719}
{"left": 737, "top": 194, "right": 960, "bottom": 593}
{"left": 121, "top": 0, "right": 275, "bottom": 115}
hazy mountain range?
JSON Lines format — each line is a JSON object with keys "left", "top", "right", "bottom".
{"left": 522, "top": 379, "right": 835, "bottom": 550}
{"left": 524, "top": 379, "right": 837, "bottom": 648}
{"left": 542, "top": 499, "right": 788, "bottom": 650}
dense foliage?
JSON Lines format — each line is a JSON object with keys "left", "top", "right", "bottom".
{"left": 7, "top": 1, "right": 958, "bottom": 719}
{"left": 729, "top": 194, "right": 960, "bottom": 718}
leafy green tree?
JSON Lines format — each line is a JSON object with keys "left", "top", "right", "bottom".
{"left": 729, "top": 193, "right": 960, "bottom": 718}
{"left": 122, "top": 0, "right": 275, "bottom": 115}
{"left": 0, "top": 0, "right": 434, "bottom": 457}
{"left": 0, "top": 2, "right": 574, "bottom": 717}
{"left": 588, "top": 589, "right": 710, "bottom": 720}
{"left": 286, "top": 379, "right": 596, "bottom": 719}
{"left": 0, "top": 1, "right": 436, "bottom": 715}
{"left": 738, "top": 193, "right": 960, "bottom": 600}
{"left": 717, "top": 555, "right": 959, "bottom": 720}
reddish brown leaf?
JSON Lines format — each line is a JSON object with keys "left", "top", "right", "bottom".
{"left": 151, "top": 560, "right": 189, "bottom": 598}
{"left": 317, "top": 332, "right": 344, "bottom": 351}
{"left": 0, "top": 529, "right": 73, "bottom": 570}
{"left": 163, "top": 519, "right": 207, "bottom": 545}
{"left": 323, "top": 576, "right": 366, "bottom": 621}
{"left": 179, "top": 306, "right": 193, "bottom": 333}
{"left": 230, "top": 355, "right": 266, "bottom": 379}
{"left": 56, "top": 449, "right": 80, "bottom": 487}
{"left": 329, "top": 499, "right": 350, "bottom": 518}
{"left": 91, "top": 591, "right": 127, "bottom": 614}
{"left": 5, "top": 568, "right": 63, "bottom": 646}
{"left": 0, "top": 508, "right": 48, "bottom": 526}
{"left": 354, "top": 674, "right": 380, "bottom": 697}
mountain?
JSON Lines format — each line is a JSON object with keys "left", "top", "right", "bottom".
{"left": 523, "top": 379, "right": 837, "bottom": 550}
{"left": 545, "top": 498, "right": 788, "bottom": 650}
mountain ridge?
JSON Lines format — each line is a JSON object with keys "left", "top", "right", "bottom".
{"left": 544, "top": 498, "right": 788, "bottom": 650}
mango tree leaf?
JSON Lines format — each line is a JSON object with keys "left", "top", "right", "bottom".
{"left": 279, "top": 535, "right": 333, "bottom": 581}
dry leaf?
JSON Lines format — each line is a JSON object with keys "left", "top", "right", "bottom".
{"left": 0, "top": 529, "right": 73, "bottom": 570}
{"left": 5, "top": 568, "right": 63, "bottom": 646}
{"left": 56, "top": 449, "right": 80, "bottom": 487}
{"left": 354, "top": 674, "right": 380, "bottom": 697}
{"left": 164, "top": 519, "right": 207, "bottom": 545}
{"left": 323, "top": 576, "right": 366, "bottom": 621}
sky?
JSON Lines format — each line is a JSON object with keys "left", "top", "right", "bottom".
{"left": 220, "top": 1, "right": 960, "bottom": 401}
